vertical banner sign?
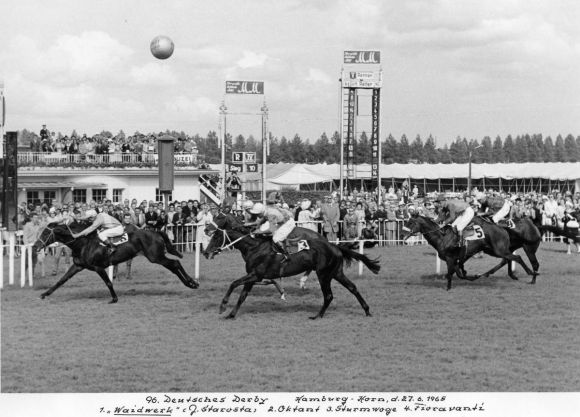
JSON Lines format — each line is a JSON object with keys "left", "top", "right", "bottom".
{"left": 345, "top": 88, "right": 356, "bottom": 179}
{"left": 1, "top": 132, "right": 18, "bottom": 231}
{"left": 0, "top": 82, "right": 5, "bottom": 159}
{"left": 371, "top": 88, "right": 380, "bottom": 179}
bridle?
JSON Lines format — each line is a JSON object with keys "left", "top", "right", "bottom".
{"left": 208, "top": 224, "right": 251, "bottom": 254}
{"left": 37, "top": 222, "right": 77, "bottom": 248}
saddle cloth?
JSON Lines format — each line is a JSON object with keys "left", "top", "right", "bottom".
{"left": 463, "top": 223, "right": 485, "bottom": 240}
{"left": 286, "top": 239, "right": 310, "bottom": 254}
{"left": 99, "top": 233, "right": 129, "bottom": 246}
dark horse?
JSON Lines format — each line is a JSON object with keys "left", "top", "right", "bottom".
{"left": 32, "top": 221, "right": 199, "bottom": 303}
{"left": 540, "top": 225, "right": 580, "bottom": 254}
{"left": 475, "top": 217, "right": 542, "bottom": 284}
{"left": 204, "top": 213, "right": 380, "bottom": 319}
{"left": 403, "top": 215, "right": 535, "bottom": 290}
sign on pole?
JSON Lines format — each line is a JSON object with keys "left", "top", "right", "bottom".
{"left": 232, "top": 152, "right": 244, "bottom": 163}
{"left": 343, "top": 50, "right": 381, "bottom": 64}
{"left": 226, "top": 81, "right": 264, "bottom": 95}
{"left": 342, "top": 71, "right": 382, "bottom": 89}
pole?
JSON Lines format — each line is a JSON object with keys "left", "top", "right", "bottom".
{"left": 261, "top": 102, "right": 268, "bottom": 205}
{"left": 9, "top": 232, "right": 15, "bottom": 285}
{"left": 339, "top": 71, "right": 344, "bottom": 200}
{"left": 219, "top": 102, "right": 227, "bottom": 202}
{"left": 195, "top": 242, "right": 200, "bottom": 281}
{"left": 468, "top": 150, "right": 472, "bottom": 196}
{"left": 28, "top": 245, "right": 33, "bottom": 286}
{"left": 358, "top": 240, "right": 364, "bottom": 276}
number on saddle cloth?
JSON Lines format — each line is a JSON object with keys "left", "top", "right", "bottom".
{"left": 464, "top": 225, "right": 485, "bottom": 241}
{"left": 105, "top": 233, "right": 129, "bottom": 246}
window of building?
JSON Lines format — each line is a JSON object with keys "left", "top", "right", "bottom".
{"left": 42, "top": 190, "right": 56, "bottom": 206}
{"left": 92, "top": 189, "right": 108, "bottom": 203}
{"left": 72, "top": 189, "right": 87, "bottom": 203}
{"left": 112, "top": 189, "right": 123, "bottom": 204}
{"left": 26, "top": 191, "right": 40, "bottom": 206}
{"left": 155, "top": 188, "right": 172, "bottom": 202}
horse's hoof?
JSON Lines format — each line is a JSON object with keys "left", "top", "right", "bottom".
{"left": 510, "top": 276, "right": 519, "bottom": 281}
{"left": 225, "top": 314, "right": 236, "bottom": 320}
{"left": 40, "top": 293, "right": 47, "bottom": 299}
{"left": 219, "top": 304, "right": 227, "bottom": 314}
{"left": 280, "top": 293, "right": 287, "bottom": 301}
{"left": 365, "top": 311, "right": 372, "bottom": 317}
{"left": 109, "top": 298, "right": 118, "bottom": 304}
{"left": 309, "top": 315, "right": 319, "bottom": 320}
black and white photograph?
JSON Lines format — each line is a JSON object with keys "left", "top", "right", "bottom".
{"left": 1, "top": 1, "right": 579, "bottom": 416}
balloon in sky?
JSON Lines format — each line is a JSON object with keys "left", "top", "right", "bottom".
{"left": 150, "top": 35, "right": 174, "bottom": 60}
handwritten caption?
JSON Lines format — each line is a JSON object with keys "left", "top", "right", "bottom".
{"left": 97, "top": 394, "right": 486, "bottom": 416}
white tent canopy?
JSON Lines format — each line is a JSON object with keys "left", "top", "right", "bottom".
{"left": 269, "top": 164, "right": 334, "bottom": 185}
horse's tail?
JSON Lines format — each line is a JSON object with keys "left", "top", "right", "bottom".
{"left": 336, "top": 244, "right": 381, "bottom": 275}
{"left": 159, "top": 231, "right": 183, "bottom": 258}
{"left": 539, "top": 225, "right": 574, "bottom": 239}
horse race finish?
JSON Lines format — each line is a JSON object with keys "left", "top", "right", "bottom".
{"left": 204, "top": 212, "right": 380, "bottom": 319}
{"left": 32, "top": 221, "right": 199, "bottom": 303}
{"left": 403, "top": 214, "right": 536, "bottom": 290}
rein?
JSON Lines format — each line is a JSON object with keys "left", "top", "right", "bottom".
{"left": 211, "top": 226, "right": 252, "bottom": 253}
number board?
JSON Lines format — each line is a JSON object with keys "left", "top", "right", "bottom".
{"left": 232, "top": 152, "right": 244, "bottom": 163}
{"left": 244, "top": 152, "right": 256, "bottom": 163}
{"left": 246, "top": 163, "right": 258, "bottom": 173}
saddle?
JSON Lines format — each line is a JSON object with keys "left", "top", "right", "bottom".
{"left": 497, "top": 219, "right": 516, "bottom": 229}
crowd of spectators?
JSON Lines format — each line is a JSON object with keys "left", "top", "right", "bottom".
{"left": 30, "top": 124, "right": 198, "bottom": 156}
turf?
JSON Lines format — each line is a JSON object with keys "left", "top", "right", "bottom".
{"left": 2, "top": 242, "right": 580, "bottom": 392}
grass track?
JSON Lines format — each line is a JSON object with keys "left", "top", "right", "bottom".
{"left": 2, "top": 242, "right": 580, "bottom": 392}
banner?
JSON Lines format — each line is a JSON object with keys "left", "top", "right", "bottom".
{"left": 345, "top": 88, "right": 356, "bottom": 179}
{"left": 371, "top": 88, "right": 380, "bottom": 179}
{"left": 1, "top": 132, "right": 18, "bottom": 230}
{"left": 225, "top": 81, "right": 264, "bottom": 95}
{"left": 343, "top": 50, "right": 381, "bottom": 64}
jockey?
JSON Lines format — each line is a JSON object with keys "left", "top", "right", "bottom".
{"left": 476, "top": 192, "right": 512, "bottom": 224}
{"left": 433, "top": 195, "right": 474, "bottom": 247}
{"left": 248, "top": 201, "right": 295, "bottom": 261}
{"left": 71, "top": 208, "right": 124, "bottom": 253}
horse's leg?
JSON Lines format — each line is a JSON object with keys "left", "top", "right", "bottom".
{"left": 522, "top": 243, "right": 540, "bottom": 284}
{"left": 94, "top": 268, "right": 119, "bottom": 303}
{"left": 444, "top": 258, "right": 457, "bottom": 290}
{"left": 310, "top": 271, "right": 333, "bottom": 320}
{"left": 219, "top": 273, "right": 257, "bottom": 314}
{"left": 333, "top": 270, "right": 371, "bottom": 317}
{"left": 112, "top": 264, "right": 119, "bottom": 281}
{"left": 155, "top": 257, "right": 199, "bottom": 289}
{"left": 254, "top": 279, "right": 286, "bottom": 300}
{"left": 226, "top": 282, "right": 257, "bottom": 319}
{"left": 503, "top": 253, "right": 534, "bottom": 276}
{"left": 126, "top": 260, "right": 132, "bottom": 280}
{"left": 474, "top": 258, "right": 509, "bottom": 279}
{"left": 40, "top": 264, "right": 84, "bottom": 299}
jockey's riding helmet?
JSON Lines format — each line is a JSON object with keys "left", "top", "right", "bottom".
{"left": 84, "top": 209, "right": 98, "bottom": 218}
{"left": 248, "top": 202, "right": 265, "bottom": 215}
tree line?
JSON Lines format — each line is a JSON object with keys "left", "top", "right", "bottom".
{"left": 18, "top": 128, "right": 580, "bottom": 165}
{"left": 197, "top": 132, "right": 580, "bottom": 165}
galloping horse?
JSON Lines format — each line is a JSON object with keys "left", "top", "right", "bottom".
{"left": 32, "top": 221, "right": 199, "bottom": 303}
{"left": 204, "top": 213, "right": 380, "bottom": 319}
{"left": 403, "top": 214, "right": 535, "bottom": 290}
{"left": 476, "top": 217, "right": 542, "bottom": 283}
{"left": 540, "top": 225, "right": 580, "bottom": 254}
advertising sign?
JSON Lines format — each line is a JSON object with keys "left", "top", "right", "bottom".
{"left": 342, "top": 71, "right": 382, "bottom": 88}
{"left": 225, "top": 81, "right": 264, "bottom": 95}
{"left": 229, "top": 163, "right": 243, "bottom": 172}
{"left": 343, "top": 50, "right": 380, "bottom": 64}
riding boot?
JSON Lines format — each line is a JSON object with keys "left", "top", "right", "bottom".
{"left": 455, "top": 228, "right": 463, "bottom": 247}
{"left": 105, "top": 238, "right": 116, "bottom": 255}
{"left": 272, "top": 241, "right": 290, "bottom": 263}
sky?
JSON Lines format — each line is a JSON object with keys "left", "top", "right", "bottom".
{"left": 1, "top": 0, "right": 579, "bottom": 146}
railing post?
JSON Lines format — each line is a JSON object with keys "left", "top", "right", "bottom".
{"left": 20, "top": 245, "right": 27, "bottom": 287}
{"left": 358, "top": 240, "right": 364, "bottom": 276}
{"left": 9, "top": 232, "right": 15, "bottom": 286}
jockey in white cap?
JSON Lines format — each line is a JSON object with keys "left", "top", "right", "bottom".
{"left": 71, "top": 209, "right": 125, "bottom": 253}
{"left": 476, "top": 192, "right": 512, "bottom": 224}
{"left": 434, "top": 195, "right": 474, "bottom": 247}
{"left": 247, "top": 201, "right": 296, "bottom": 261}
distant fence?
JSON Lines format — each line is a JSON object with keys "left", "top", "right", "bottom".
{"left": 18, "top": 152, "right": 199, "bottom": 166}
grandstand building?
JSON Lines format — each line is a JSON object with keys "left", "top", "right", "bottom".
{"left": 17, "top": 152, "right": 220, "bottom": 206}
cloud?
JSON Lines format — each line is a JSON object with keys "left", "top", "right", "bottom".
{"left": 2, "top": 31, "right": 133, "bottom": 86}
{"left": 306, "top": 68, "right": 332, "bottom": 84}
{"left": 130, "top": 63, "right": 178, "bottom": 85}
{"left": 236, "top": 50, "right": 268, "bottom": 69}
{"left": 164, "top": 95, "right": 215, "bottom": 117}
